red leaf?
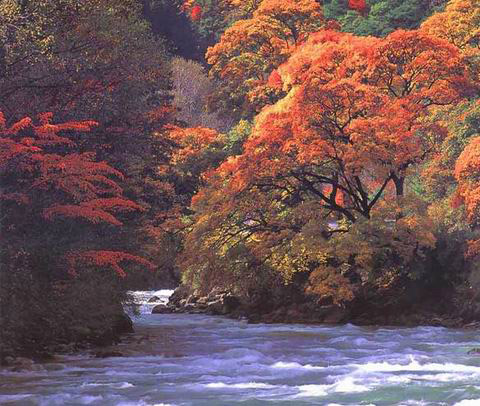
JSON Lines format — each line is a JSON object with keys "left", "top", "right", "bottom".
{"left": 191, "top": 5, "right": 202, "bottom": 21}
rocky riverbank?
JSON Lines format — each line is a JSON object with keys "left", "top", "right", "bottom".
{"left": 0, "top": 311, "right": 134, "bottom": 368}
{"left": 152, "top": 286, "right": 241, "bottom": 317}
{"left": 155, "top": 285, "right": 478, "bottom": 329}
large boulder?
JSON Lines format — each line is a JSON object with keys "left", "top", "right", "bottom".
{"left": 207, "top": 287, "right": 229, "bottom": 301}
{"left": 152, "top": 304, "right": 174, "bottom": 314}
{"left": 148, "top": 296, "right": 160, "bottom": 303}
{"left": 168, "top": 285, "right": 191, "bottom": 307}
{"left": 186, "top": 295, "right": 199, "bottom": 305}
{"left": 166, "top": 285, "right": 240, "bottom": 315}
{"left": 197, "top": 296, "right": 209, "bottom": 305}
{"left": 206, "top": 300, "right": 227, "bottom": 315}
{"left": 206, "top": 293, "right": 240, "bottom": 315}
{"left": 113, "top": 313, "right": 134, "bottom": 335}
{"left": 320, "top": 305, "right": 349, "bottom": 324}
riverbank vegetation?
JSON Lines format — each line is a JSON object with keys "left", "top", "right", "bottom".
{"left": 174, "top": 0, "right": 480, "bottom": 324}
{"left": 1, "top": 0, "right": 479, "bottom": 360}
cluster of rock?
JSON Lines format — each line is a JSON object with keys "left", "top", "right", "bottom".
{"left": 151, "top": 286, "right": 354, "bottom": 324}
{"left": 152, "top": 285, "right": 476, "bottom": 328}
{"left": 152, "top": 287, "right": 241, "bottom": 316}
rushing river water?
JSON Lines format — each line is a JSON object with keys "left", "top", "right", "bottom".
{"left": 2, "top": 290, "right": 480, "bottom": 405}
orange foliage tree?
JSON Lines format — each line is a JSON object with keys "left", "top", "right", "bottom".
{"left": 421, "top": 0, "right": 480, "bottom": 50}
{"left": 179, "top": 29, "right": 473, "bottom": 302}
{"left": 421, "top": 0, "right": 480, "bottom": 86}
{"left": 0, "top": 0, "right": 174, "bottom": 285}
{"left": 454, "top": 136, "right": 480, "bottom": 257}
{"left": 222, "top": 29, "right": 470, "bottom": 221}
{"left": 206, "top": 0, "right": 325, "bottom": 118}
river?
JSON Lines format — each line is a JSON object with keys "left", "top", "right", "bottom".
{"left": 2, "top": 290, "right": 480, "bottom": 405}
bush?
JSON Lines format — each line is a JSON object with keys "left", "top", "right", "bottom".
{"left": 0, "top": 252, "right": 131, "bottom": 361}
{"left": 170, "top": 57, "right": 235, "bottom": 132}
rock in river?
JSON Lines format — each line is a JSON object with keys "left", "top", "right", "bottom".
{"left": 152, "top": 304, "right": 174, "bottom": 314}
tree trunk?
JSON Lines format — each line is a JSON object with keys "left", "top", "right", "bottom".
{"left": 392, "top": 174, "right": 404, "bottom": 198}
{"left": 392, "top": 174, "right": 405, "bottom": 220}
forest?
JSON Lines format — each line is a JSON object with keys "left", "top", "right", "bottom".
{"left": 1, "top": 0, "right": 479, "bottom": 361}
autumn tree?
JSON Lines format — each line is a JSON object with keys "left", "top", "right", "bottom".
{"left": 180, "top": 29, "right": 472, "bottom": 304}
{"left": 227, "top": 29, "right": 469, "bottom": 217}
{"left": 421, "top": 0, "right": 480, "bottom": 86}
{"left": 0, "top": 0, "right": 179, "bottom": 288}
{"left": 206, "top": 0, "right": 325, "bottom": 118}
{"left": 454, "top": 136, "right": 480, "bottom": 257}
{"left": 170, "top": 57, "right": 234, "bottom": 132}
{"left": 421, "top": 0, "right": 480, "bottom": 50}
{"left": 0, "top": 112, "right": 153, "bottom": 275}
{"left": 0, "top": 112, "right": 156, "bottom": 357}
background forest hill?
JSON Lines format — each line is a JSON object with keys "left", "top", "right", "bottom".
{"left": 0, "top": 0, "right": 479, "bottom": 361}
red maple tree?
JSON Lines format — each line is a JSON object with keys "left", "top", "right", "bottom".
{"left": 0, "top": 112, "right": 155, "bottom": 276}
{"left": 191, "top": 5, "right": 203, "bottom": 20}
{"left": 348, "top": 0, "right": 367, "bottom": 13}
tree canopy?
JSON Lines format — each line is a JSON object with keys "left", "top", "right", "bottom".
{"left": 179, "top": 26, "right": 476, "bottom": 303}
{"left": 205, "top": 0, "right": 325, "bottom": 118}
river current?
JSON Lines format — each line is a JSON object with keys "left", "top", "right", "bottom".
{"left": 2, "top": 290, "right": 480, "bottom": 405}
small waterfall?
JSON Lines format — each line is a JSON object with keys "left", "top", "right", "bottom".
{"left": 128, "top": 289, "right": 174, "bottom": 315}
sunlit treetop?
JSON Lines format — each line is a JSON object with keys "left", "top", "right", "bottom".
{"left": 206, "top": 0, "right": 325, "bottom": 118}
{"left": 275, "top": 30, "right": 379, "bottom": 89}
{"left": 254, "top": 0, "right": 325, "bottom": 45}
{"left": 213, "top": 29, "right": 472, "bottom": 224}
{"left": 421, "top": 0, "right": 480, "bottom": 50}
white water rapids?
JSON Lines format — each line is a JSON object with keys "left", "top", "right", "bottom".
{"left": 2, "top": 290, "right": 480, "bottom": 405}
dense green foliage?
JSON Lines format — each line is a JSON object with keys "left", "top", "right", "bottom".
{"left": 324, "top": 0, "right": 447, "bottom": 37}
